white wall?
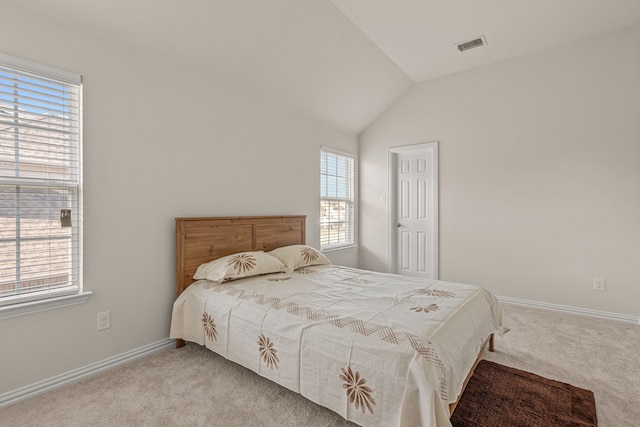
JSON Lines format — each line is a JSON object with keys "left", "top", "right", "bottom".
{"left": 360, "top": 26, "right": 640, "bottom": 317}
{"left": 0, "top": 3, "right": 357, "bottom": 394}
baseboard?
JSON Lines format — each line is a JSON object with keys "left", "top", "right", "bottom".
{"left": 497, "top": 296, "right": 640, "bottom": 325}
{"left": 0, "top": 338, "right": 175, "bottom": 409}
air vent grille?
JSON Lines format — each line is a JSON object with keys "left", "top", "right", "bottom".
{"left": 456, "top": 36, "right": 487, "bottom": 52}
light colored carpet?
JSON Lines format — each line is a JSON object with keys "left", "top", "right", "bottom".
{"left": 1, "top": 303, "right": 639, "bottom": 427}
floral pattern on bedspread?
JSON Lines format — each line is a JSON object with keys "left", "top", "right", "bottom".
{"left": 415, "top": 288, "right": 456, "bottom": 298}
{"left": 258, "top": 334, "right": 279, "bottom": 370}
{"left": 171, "top": 264, "right": 503, "bottom": 427}
{"left": 202, "top": 313, "right": 218, "bottom": 341}
{"left": 267, "top": 276, "right": 291, "bottom": 282}
{"left": 340, "top": 366, "right": 376, "bottom": 414}
{"left": 410, "top": 303, "right": 440, "bottom": 314}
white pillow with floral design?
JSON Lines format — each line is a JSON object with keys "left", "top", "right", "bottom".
{"left": 269, "top": 245, "right": 332, "bottom": 272}
{"left": 193, "top": 251, "right": 286, "bottom": 283}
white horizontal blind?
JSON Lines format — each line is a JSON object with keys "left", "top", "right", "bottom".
{"left": 320, "top": 148, "right": 355, "bottom": 250}
{"left": 0, "top": 53, "right": 81, "bottom": 305}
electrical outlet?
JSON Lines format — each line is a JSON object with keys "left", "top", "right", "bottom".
{"left": 97, "top": 311, "right": 111, "bottom": 331}
{"left": 593, "top": 278, "right": 606, "bottom": 292}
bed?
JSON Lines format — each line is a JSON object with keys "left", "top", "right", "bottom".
{"left": 170, "top": 215, "right": 504, "bottom": 427}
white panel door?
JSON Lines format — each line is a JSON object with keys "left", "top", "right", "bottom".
{"left": 390, "top": 143, "right": 438, "bottom": 279}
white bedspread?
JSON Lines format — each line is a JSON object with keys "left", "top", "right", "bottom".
{"left": 170, "top": 265, "right": 503, "bottom": 427}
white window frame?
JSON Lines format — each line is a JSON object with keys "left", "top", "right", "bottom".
{"left": 0, "top": 52, "right": 89, "bottom": 320}
{"left": 320, "top": 147, "right": 356, "bottom": 251}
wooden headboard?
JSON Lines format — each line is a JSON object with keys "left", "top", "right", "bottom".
{"left": 175, "top": 215, "right": 306, "bottom": 295}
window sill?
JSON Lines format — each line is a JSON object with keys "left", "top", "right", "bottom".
{"left": 322, "top": 244, "right": 358, "bottom": 254}
{"left": 0, "top": 291, "right": 92, "bottom": 321}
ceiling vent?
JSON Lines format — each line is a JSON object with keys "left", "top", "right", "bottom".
{"left": 456, "top": 35, "right": 487, "bottom": 52}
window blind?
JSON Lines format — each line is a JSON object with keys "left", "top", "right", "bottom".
{"left": 320, "top": 148, "right": 355, "bottom": 250}
{"left": 0, "top": 53, "right": 82, "bottom": 306}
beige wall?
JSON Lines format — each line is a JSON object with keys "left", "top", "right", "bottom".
{"left": 0, "top": 3, "right": 357, "bottom": 394}
{"left": 360, "top": 26, "right": 640, "bottom": 317}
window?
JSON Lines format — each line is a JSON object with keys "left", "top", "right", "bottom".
{"left": 0, "top": 52, "right": 82, "bottom": 310}
{"left": 320, "top": 148, "right": 355, "bottom": 250}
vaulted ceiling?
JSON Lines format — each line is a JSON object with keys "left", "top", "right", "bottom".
{"left": 333, "top": 0, "right": 640, "bottom": 82}
{"left": 5, "top": 0, "right": 640, "bottom": 133}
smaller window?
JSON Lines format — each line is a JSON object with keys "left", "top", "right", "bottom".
{"left": 320, "top": 148, "right": 355, "bottom": 250}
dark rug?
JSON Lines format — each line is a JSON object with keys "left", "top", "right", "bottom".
{"left": 451, "top": 360, "right": 597, "bottom": 427}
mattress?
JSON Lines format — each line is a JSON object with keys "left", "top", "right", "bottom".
{"left": 170, "top": 264, "right": 503, "bottom": 427}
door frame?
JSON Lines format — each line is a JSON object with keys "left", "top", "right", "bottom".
{"left": 388, "top": 142, "right": 439, "bottom": 279}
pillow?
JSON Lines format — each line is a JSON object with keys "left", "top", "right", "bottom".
{"left": 193, "top": 251, "right": 286, "bottom": 283}
{"left": 269, "top": 245, "right": 331, "bottom": 272}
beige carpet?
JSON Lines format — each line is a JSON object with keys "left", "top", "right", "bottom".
{"left": 1, "top": 303, "right": 639, "bottom": 427}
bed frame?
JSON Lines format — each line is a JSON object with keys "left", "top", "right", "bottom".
{"left": 174, "top": 215, "right": 493, "bottom": 417}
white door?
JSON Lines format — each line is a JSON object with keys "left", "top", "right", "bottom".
{"left": 389, "top": 143, "right": 438, "bottom": 279}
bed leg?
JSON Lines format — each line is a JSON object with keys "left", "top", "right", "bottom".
{"left": 176, "top": 339, "right": 185, "bottom": 348}
{"left": 489, "top": 334, "right": 495, "bottom": 352}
